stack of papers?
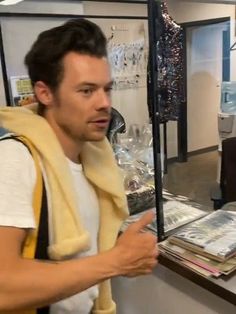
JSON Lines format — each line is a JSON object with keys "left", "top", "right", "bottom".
{"left": 169, "top": 210, "right": 236, "bottom": 262}
{"left": 159, "top": 239, "right": 236, "bottom": 278}
{"left": 121, "top": 192, "right": 236, "bottom": 278}
{"left": 160, "top": 210, "right": 236, "bottom": 278}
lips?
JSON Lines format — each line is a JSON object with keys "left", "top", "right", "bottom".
{"left": 90, "top": 118, "right": 110, "bottom": 128}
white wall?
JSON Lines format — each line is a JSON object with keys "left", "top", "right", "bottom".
{"left": 0, "top": 1, "right": 149, "bottom": 129}
{"left": 85, "top": 2, "right": 149, "bottom": 129}
{"left": 87, "top": 0, "right": 236, "bottom": 158}
{"left": 0, "top": 61, "right": 6, "bottom": 106}
{"left": 167, "top": 0, "right": 234, "bottom": 23}
{"left": 1, "top": 17, "right": 69, "bottom": 78}
{"left": 187, "top": 23, "right": 226, "bottom": 152}
{"left": 88, "top": 18, "right": 149, "bottom": 129}
{"left": 0, "top": 0, "right": 83, "bottom": 106}
{"left": 166, "top": 0, "right": 236, "bottom": 157}
{"left": 0, "top": 0, "right": 84, "bottom": 14}
{"left": 1, "top": 1, "right": 235, "bottom": 156}
{"left": 168, "top": 1, "right": 236, "bottom": 82}
{"left": 83, "top": 1, "right": 147, "bottom": 17}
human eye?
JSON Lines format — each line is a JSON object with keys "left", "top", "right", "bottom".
{"left": 105, "top": 85, "right": 113, "bottom": 95}
{"left": 77, "top": 85, "right": 96, "bottom": 97}
{"left": 80, "top": 87, "right": 94, "bottom": 96}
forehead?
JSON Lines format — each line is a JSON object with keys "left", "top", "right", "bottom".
{"left": 61, "top": 52, "right": 111, "bottom": 84}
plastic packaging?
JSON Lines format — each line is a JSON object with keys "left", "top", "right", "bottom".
{"left": 106, "top": 107, "right": 126, "bottom": 144}
{"left": 221, "top": 81, "right": 236, "bottom": 114}
{"left": 113, "top": 124, "right": 156, "bottom": 214}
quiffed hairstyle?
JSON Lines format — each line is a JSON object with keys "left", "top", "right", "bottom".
{"left": 24, "top": 18, "right": 107, "bottom": 91}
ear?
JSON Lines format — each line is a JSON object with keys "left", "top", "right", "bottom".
{"left": 34, "top": 81, "right": 54, "bottom": 107}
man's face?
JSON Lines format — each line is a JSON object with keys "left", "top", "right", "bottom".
{"left": 46, "top": 52, "right": 112, "bottom": 145}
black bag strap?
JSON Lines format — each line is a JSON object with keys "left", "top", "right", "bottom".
{"left": 0, "top": 136, "right": 50, "bottom": 314}
{"left": 36, "top": 182, "right": 49, "bottom": 314}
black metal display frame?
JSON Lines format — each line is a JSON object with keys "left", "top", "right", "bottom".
{"left": 147, "top": 0, "right": 164, "bottom": 240}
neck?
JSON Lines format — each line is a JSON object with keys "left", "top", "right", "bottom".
{"left": 45, "top": 115, "right": 83, "bottom": 164}
{"left": 60, "top": 137, "right": 83, "bottom": 164}
{"left": 58, "top": 130, "right": 84, "bottom": 163}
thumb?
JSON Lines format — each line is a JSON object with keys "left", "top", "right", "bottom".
{"left": 128, "top": 210, "right": 155, "bottom": 233}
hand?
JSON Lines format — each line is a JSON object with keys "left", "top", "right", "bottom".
{"left": 112, "top": 210, "right": 159, "bottom": 277}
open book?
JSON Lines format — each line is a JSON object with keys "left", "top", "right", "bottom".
{"left": 169, "top": 210, "right": 236, "bottom": 262}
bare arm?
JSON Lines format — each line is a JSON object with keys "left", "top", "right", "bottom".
{"left": 0, "top": 211, "right": 158, "bottom": 311}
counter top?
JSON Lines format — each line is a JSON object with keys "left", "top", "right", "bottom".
{"left": 158, "top": 191, "right": 236, "bottom": 306}
{"left": 124, "top": 190, "right": 236, "bottom": 306}
{"left": 159, "top": 253, "right": 236, "bottom": 305}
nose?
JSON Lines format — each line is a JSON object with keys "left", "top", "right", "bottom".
{"left": 96, "top": 88, "right": 111, "bottom": 111}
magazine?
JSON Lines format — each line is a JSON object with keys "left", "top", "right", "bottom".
{"left": 163, "top": 200, "right": 207, "bottom": 234}
{"left": 120, "top": 199, "right": 207, "bottom": 236}
{"left": 160, "top": 250, "right": 215, "bottom": 278}
{"left": 159, "top": 240, "right": 236, "bottom": 277}
{"left": 169, "top": 210, "right": 236, "bottom": 262}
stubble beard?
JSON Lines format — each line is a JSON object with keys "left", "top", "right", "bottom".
{"left": 60, "top": 123, "right": 107, "bottom": 143}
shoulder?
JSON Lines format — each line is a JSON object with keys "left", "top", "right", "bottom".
{"left": 0, "top": 138, "right": 36, "bottom": 181}
{"left": 0, "top": 138, "right": 37, "bottom": 228}
{"left": 0, "top": 138, "right": 33, "bottom": 161}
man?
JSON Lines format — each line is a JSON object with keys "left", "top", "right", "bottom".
{"left": 0, "top": 19, "right": 158, "bottom": 314}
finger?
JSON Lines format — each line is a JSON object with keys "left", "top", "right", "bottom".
{"left": 128, "top": 210, "right": 155, "bottom": 233}
{"left": 151, "top": 247, "right": 159, "bottom": 258}
{"left": 138, "top": 261, "right": 158, "bottom": 275}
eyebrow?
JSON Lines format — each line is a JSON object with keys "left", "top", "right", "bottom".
{"left": 75, "top": 80, "right": 114, "bottom": 88}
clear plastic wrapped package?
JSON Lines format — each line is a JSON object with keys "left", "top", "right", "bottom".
{"left": 106, "top": 108, "right": 126, "bottom": 144}
{"left": 126, "top": 182, "right": 156, "bottom": 215}
{"left": 113, "top": 127, "right": 156, "bottom": 215}
{"left": 221, "top": 81, "right": 236, "bottom": 114}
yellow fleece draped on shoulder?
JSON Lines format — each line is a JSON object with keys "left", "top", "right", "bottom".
{"left": 0, "top": 104, "right": 128, "bottom": 257}
{"left": 0, "top": 104, "right": 129, "bottom": 313}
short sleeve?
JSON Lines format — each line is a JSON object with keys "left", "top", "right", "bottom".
{"left": 0, "top": 139, "right": 37, "bottom": 228}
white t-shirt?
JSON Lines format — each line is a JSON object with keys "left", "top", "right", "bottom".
{"left": 0, "top": 139, "right": 100, "bottom": 314}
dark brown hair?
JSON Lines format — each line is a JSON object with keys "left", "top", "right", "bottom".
{"left": 25, "top": 18, "right": 107, "bottom": 92}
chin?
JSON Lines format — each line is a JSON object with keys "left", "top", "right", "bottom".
{"left": 87, "top": 133, "right": 107, "bottom": 142}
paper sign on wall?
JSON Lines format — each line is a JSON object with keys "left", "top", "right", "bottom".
{"left": 9, "top": 75, "right": 36, "bottom": 106}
